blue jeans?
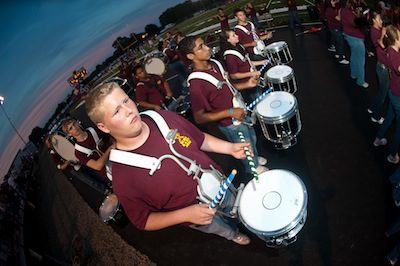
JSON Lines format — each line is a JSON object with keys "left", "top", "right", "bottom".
{"left": 377, "top": 90, "right": 400, "bottom": 156}
{"left": 369, "top": 64, "right": 389, "bottom": 120}
{"left": 344, "top": 34, "right": 366, "bottom": 86}
{"left": 218, "top": 118, "right": 259, "bottom": 173}
{"left": 288, "top": 10, "right": 301, "bottom": 29}
{"left": 190, "top": 187, "right": 238, "bottom": 240}
{"left": 330, "top": 28, "right": 345, "bottom": 60}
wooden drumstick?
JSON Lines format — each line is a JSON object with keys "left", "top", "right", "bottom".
{"left": 238, "top": 132, "right": 259, "bottom": 182}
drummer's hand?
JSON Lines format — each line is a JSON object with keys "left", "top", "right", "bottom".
{"left": 231, "top": 108, "right": 246, "bottom": 120}
{"left": 247, "top": 77, "right": 258, "bottom": 88}
{"left": 251, "top": 71, "right": 261, "bottom": 78}
{"left": 154, "top": 105, "right": 162, "bottom": 111}
{"left": 230, "top": 142, "right": 253, "bottom": 159}
{"left": 185, "top": 203, "right": 216, "bottom": 225}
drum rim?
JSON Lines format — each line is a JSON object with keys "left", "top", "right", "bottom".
{"left": 265, "top": 65, "right": 294, "bottom": 83}
{"left": 256, "top": 92, "right": 298, "bottom": 122}
{"left": 99, "top": 194, "right": 121, "bottom": 222}
{"left": 238, "top": 169, "right": 308, "bottom": 237}
{"left": 50, "top": 133, "right": 79, "bottom": 161}
{"left": 266, "top": 41, "right": 288, "bottom": 52}
{"left": 144, "top": 57, "right": 166, "bottom": 75}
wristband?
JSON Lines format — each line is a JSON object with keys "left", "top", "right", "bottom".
{"left": 229, "top": 108, "right": 233, "bottom": 116}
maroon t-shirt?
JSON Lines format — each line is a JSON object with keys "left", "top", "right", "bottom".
{"left": 112, "top": 110, "right": 223, "bottom": 230}
{"left": 325, "top": 6, "right": 341, "bottom": 29}
{"left": 189, "top": 61, "right": 234, "bottom": 127}
{"left": 370, "top": 27, "right": 388, "bottom": 66}
{"left": 218, "top": 14, "right": 229, "bottom": 29}
{"left": 341, "top": 7, "right": 364, "bottom": 39}
{"left": 387, "top": 47, "right": 400, "bottom": 96}
{"left": 135, "top": 75, "right": 166, "bottom": 106}
{"left": 235, "top": 23, "right": 256, "bottom": 54}
{"left": 164, "top": 48, "right": 178, "bottom": 63}
{"left": 75, "top": 128, "right": 110, "bottom": 178}
{"left": 225, "top": 51, "right": 252, "bottom": 83}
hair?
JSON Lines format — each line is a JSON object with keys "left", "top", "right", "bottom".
{"left": 384, "top": 25, "right": 400, "bottom": 47}
{"left": 218, "top": 8, "right": 224, "bottom": 11}
{"left": 85, "top": 82, "right": 120, "bottom": 124}
{"left": 178, "top": 35, "right": 198, "bottom": 59}
{"left": 219, "top": 28, "right": 246, "bottom": 56}
{"left": 61, "top": 118, "right": 76, "bottom": 134}
{"left": 157, "top": 41, "right": 164, "bottom": 51}
{"left": 132, "top": 64, "right": 144, "bottom": 76}
{"left": 233, "top": 8, "right": 245, "bottom": 16}
{"left": 369, "top": 10, "right": 380, "bottom": 26}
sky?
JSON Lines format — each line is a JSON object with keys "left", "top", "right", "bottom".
{"left": 0, "top": 0, "right": 184, "bottom": 180}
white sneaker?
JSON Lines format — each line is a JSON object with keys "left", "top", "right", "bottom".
{"left": 339, "top": 59, "right": 349, "bottom": 65}
{"left": 334, "top": 54, "right": 340, "bottom": 59}
{"left": 371, "top": 117, "right": 384, "bottom": 124}
{"left": 360, "top": 82, "right": 369, "bottom": 88}
{"left": 367, "top": 108, "right": 373, "bottom": 114}
{"left": 258, "top": 156, "right": 268, "bottom": 165}
{"left": 255, "top": 165, "right": 268, "bottom": 175}
{"left": 373, "top": 138, "right": 387, "bottom": 147}
{"left": 327, "top": 46, "right": 336, "bottom": 52}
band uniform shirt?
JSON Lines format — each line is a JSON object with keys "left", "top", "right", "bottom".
{"left": 235, "top": 23, "right": 257, "bottom": 54}
{"left": 370, "top": 27, "right": 388, "bottom": 67}
{"left": 340, "top": 7, "right": 364, "bottom": 39}
{"left": 387, "top": 47, "right": 400, "bottom": 97}
{"left": 135, "top": 75, "right": 167, "bottom": 106}
{"left": 111, "top": 110, "right": 223, "bottom": 230}
{"left": 325, "top": 6, "right": 341, "bottom": 29}
{"left": 225, "top": 52, "right": 252, "bottom": 83}
{"left": 189, "top": 61, "right": 235, "bottom": 127}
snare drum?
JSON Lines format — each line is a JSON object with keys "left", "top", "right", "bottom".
{"left": 265, "top": 65, "right": 297, "bottom": 94}
{"left": 239, "top": 169, "right": 308, "bottom": 247}
{"left": 99, "top": 193, "right": 128, "bottom": 226}
{"left": 255, "top": 91, "right": 302, "bottom": 149}
{"left": 50, "top": 133, "right": 79, "bottom": 162}
{"left": 266, "top": 41, "right": 292, "bottom": 65}
{"left": 197, "top": 169, "right": 225, "bottom": 204}
{"left": 144, "top": 57, "right": 166, "bottom": 76}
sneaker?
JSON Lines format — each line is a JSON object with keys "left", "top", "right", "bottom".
{"left": 368, "top": 51, "right": 375, "bottom": 57}
{"left": 367, "top": 108, "right": 373, "bottom": 114}
{"left": 388, "top": 154, "right": 400, "bottom": 164}
{"left": 232, "top": 233, "right": 251, "bottom": 245}
{"left": 359, "top": 82, "right": 369, "bottom": 88}
{"left": 334, "top": 54, "right": 340, "bottom": 59}
{"left": 256, "top": 165, "right": 268, "bottom": 175}
{"left": 258, "top": 156, "right": 268, "bottom": 166}
{"left": 327, "top": 46, "right": 336, "bottom": 52}
{"left": 373, "top": 138, "right": 387, "bottom": 147}
{"left": 339, "top": 59, "right": 349, "bottom": 65}
{"left": 387, "top": 255, "right": 398, "bottom": 266}
{"left": 371, "top": 117, "right": 384, "bottom": 124}
{"left": 395, "top": 199, "right": 400, "bottom": 207}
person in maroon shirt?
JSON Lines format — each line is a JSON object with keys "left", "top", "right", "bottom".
{"left": 234, "top": 8, "right": 272, "bottom": 60}
{"left": 215, "top": 8, "right": 230, "bottom": 30}
{"left": 179, "top": 35, "right": 268, "bottom": 175}
{"left": 340, "top": 0, "right": 368, "bottom": 87}
{"left": 287, "top": 0, "right": 303, "bottom": 29}
{"left": 245, "top": 3, "right": 260, "bottom": 29}
{"left": 368, "top": 12, "right": 389, "bottom": 124}
{"left": 219, "top": 28, "right": 269, "bottom": 102}
{"left": 325, "top": 0, "right": 349, "bottom": 64}
{"left": 374, "top": 25, "right": 400, "bottom": 164}
{"left": 133, "top": 65, "right": 173, "bottom": 111}
{"left": 85, "top": 83, "right": 252, "bottom": 245}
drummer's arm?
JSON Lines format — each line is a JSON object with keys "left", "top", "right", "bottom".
{"left": 242, "top": 41, "right": 257, "bottom": 48}
{"left": 57, "top": 160, "right": 70, "bottom": 171}
{"left": 201, "top": 133, "right": 250, "bottom": 159}
{"left": 252, "top": 59, "right": 269, "bottom": 66}
{"left": 194, "top": 108, "right": 245, "bottom": 124}
{"left": 163, "top": 80, "right": 173, "bottom": 98}
{"left": 234, "top": 77, "right": 258, "bottom": 90}
{"left": 86, "top": 145, "right": 113, "bottom": 171}
{"left": 229, "top": 71, "right": 260, "bottom": 80}
{"left": 138, "top": 101, "right": 162, "bottom": 111}
{"left": 144, "top": 204, "right": 216, "bottom": 230}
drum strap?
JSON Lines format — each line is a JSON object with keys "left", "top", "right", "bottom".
{"left": 223, "top": 50, "right": 246, "bottom": 62}
{"left": 74, "top": 143, "right": 98, "bottom": 157}
{"left": 109, "top": 110, "right": 171, "bottom": 172}
{"left": 87, "top": 127, "right": 100, "bottom": 145}
{"left": 74, "top": 127, "right": 102, "bottom": 157}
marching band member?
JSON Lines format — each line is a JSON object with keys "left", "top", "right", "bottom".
{"left": 179, "top": 35, "right": 268, "bottom": 176}
{"left": 233, "top": 8, "right": 272, "bottom": 60}
{"left": 133, "top": 64, "right": 174, "bottom": 111}
{"left": 214, "top": 8, "right": 230, "bottom": 30}
{"left": 85, "top": 82, "right": 252, "bottom": 245}
{"left": 219, "top": 28, "right": 269, "bottom": 102}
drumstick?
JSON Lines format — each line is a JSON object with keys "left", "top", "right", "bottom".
{"left": 209, "top": 169, "right": 237, "bottom": 209}
{"left": 246, "top": 87, "right": 273, "bottom": 111}
{"left": 238, "top": 132, "right": 259, "bottom": 182}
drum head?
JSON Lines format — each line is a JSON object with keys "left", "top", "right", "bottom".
{"left": 266, "top": 65, "right": 293, "bottom": 80}
{"left": 239, "top": 169, "right": 307, "bottom": 234}
{"left": 99, "top": 194, "right": 119, "bottom": 222}
{"left": 50, "top": 134, "right": 78, "bottom": 162}
{"left": 256, "top": 91, "right": 296, "bottom": 119}
{"left": 144, "top": 57, "right": 165, "bottom": 76}
{"left": 266, "top": 41, "right": 287, "bottom": 51}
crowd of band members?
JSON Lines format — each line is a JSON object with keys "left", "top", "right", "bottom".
{"left": 44, "top": 1, "right": 400, "bottom": 260}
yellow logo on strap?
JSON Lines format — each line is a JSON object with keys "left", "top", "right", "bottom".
{"left": 175, "top": 133, "right": 191, "bottom": 148}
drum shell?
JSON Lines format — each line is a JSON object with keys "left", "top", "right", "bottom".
{"left": 265, "top": 65, "right": 297, "bottom": 94}
{"left": 50, "top": 133, "right": 79, "bottom": 162}
{"left": 266, "top": 41, "right": 293, "bottom": 65}
{"left": 238, "top": 170, "right": 308, "bottom": 245}
{"left": 144, "top": 57, "right": 166, "bottom": 76}
{"left": 99, "top": 194, "right": 129, "bottom": 226}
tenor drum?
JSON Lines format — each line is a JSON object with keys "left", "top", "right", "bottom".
{"left": 239, "top": 169, "right": 308, "bottom": 247}
{"left": 99, "top": 193, "right": 128, "bottom": 226}
{"left": 266, "top": 41, "right": 292, "bottom": 65}
{"left": 265, "top": 65, "right": 297, "bottom": 94}
{"left": 50, "top": 133, "right": 79, "bottom": 162}
{"left": 255, "top": 91, "right": 301, "bottom": 149}
{"left": 144, "top": 57, "right": 166, "bottom": 76}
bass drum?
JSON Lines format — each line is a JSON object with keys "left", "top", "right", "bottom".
{"left": 50, "top": 133, "right": 79, "bottom": 162}
{"left": 99, "top": 193, "right": 129, "bottom": 226}
{"left": 144, "top": 57, "right": 166, "bottom": 76}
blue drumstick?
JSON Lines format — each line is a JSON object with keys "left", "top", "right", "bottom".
{"left": 246, "top": 87, "right": 273, "bottom": 111}
{"left": 209, "top": 169, "right": 237, "bottom": 209}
